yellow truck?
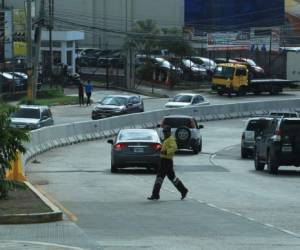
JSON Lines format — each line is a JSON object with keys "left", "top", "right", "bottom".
{"left": 211, "top": 63, "right": 297, "bottom": 97}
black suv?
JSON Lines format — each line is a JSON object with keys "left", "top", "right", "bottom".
{"left": 254, "top": 118, "right": 300, "bottom": 174}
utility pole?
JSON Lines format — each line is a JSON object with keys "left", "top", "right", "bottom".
{"left": 31, "top": 0, "right": 45, "bottom": 101}
{"left": 48, "top": 0, "right": 53, "bottom": 86}
{"left": 0, "top": 0, "right": 4, "bottom": 73}
{"left": 26, "top": 0, "right": 33, "bottom": 102}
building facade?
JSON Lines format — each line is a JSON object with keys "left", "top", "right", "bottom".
{"left": 8, "top": 0, "right": 184, "bottom": 49}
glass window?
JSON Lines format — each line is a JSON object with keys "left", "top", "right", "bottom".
{"left": 67, "top": 51, "right": 72, "bottom": 66}
{"left": 119, "top": 131, "right": 154, "bottom": 141}
{"left": 67, "top": 41, "right": 73, "bottom": 48}
{"left": 173, "top": 95, "right": 193, "bottom": 103}
{"left": 100, "top": 96, "right": 128, "bottom": 106}
{"left": 11, "top": 108, "right": 41, "bottom": 119}
{"left": 236, "top": 68, "right": 247, "bottom": 76}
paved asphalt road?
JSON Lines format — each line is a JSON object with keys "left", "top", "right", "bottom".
{"left": 26, "top": 118, "right": 300, "bottom": 250}
{"left": 53, "top": 88, "right": 300, "bottom": 125}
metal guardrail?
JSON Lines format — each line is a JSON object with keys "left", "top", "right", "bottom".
{"left": 22, "top": 99, "right": 300, "bottom": 166}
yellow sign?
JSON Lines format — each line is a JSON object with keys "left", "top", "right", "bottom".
{"left": 13, "top": 41, "right": 27, "bottom": 56}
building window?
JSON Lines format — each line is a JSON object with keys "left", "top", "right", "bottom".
{"left": 67, "top": 51, "right": 72, "bottom": 66}
{"left": 67, "top": 41, "right": 73, "bottom": 48}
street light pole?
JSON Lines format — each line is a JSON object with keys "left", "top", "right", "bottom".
{"left": 26, "top": 0, "right": 33, "bottom": 102}
{"left": 48, "top": 0, "right": 53, "bottom": 86}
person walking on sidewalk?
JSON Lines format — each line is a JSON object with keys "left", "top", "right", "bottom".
{"left": 85, "top": 79, "right": 93, "bottom": 106}
{"left": 148, "top": 126, "right": 188, "bottom": 200}
{"left": 78, "top": 82, "right": 84, "bottom": 106}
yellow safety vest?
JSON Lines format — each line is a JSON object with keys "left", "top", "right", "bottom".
{"left": 161, "top": 136, "right": 178, "bottom": 160}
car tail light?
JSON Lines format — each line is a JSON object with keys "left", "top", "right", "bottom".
{"left": 151, "top": 143, "right": 162, "bottom": 151}
{"left": 114, "top": 143, "right": 127, "bottom": 151}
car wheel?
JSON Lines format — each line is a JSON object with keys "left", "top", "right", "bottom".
{"left": 267, "top": 151, "right": 278, "bottom": 174}
{"left": 111, "top": 163, "right": 118, "bottom": 173}
{"left": 254, "top": 149, "right": 264, "bottom": 171}
{"left": 217, "top": 90, "right": 224, "bottom": 96}
{"left": 198, "top": 141, "right": 202, "bottom": 153}
{"left": 241, "top": 147, "right": 248, "bottom": 159}
{"left": 175, "top": 126, "right": 191, "bottom": 144}
{"left": 192, "top": 144, "right": 199, "bottom": 154}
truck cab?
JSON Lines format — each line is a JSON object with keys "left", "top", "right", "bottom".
{"left": 211, "top": 63, "right": 249, "bottom": 96}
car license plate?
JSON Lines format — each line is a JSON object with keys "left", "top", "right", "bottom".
{"left": 134, "top": 147, "right": 144, "bottom": 153}
{"left": 282, "top": 146, "right": 292, "bottom": 152}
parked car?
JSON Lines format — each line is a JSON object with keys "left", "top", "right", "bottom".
{"left": 0, "top": 72, "right": 24, "bottom": 92}
{"left": 165, "top": 93, "right": 209, "bottom": 108}
{"left": 269, "top": 111, "right": 299, "bottom": 118}
{"left": 107, "top": 129, "right": 162, "bottom": 173}
{"left": 214, "top": 58, "right": 238, "bottom": 64}
{"left": 179, "top": 59, "right": 207, "bottom": 80}
{"left": 10, "top": 105, "right": 54, "bottom": 130}
{"left": 97, "top": 50, "right": 125, "bottom": 68}
{"left": 91, "top": 95, "right": 144, "bottom": 120}
{"left": 241, "top": 117, "right": 274, "bottom": 158}
{"left": 189, "top": 56, "right": 217, "bottom": 77}
{"left": 254, "top": 117, "right": 300, "bottom": 174}
{"left": 234, "top": 58, "right": 265, "bottom": 78}
{"left": 9, "top": 72, "right": 28, "bottom": 90}
{"left": 157, "top": 115, "right": 204, "bottom": 154}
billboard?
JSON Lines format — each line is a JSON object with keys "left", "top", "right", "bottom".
{"left": 185, "top": 0, "right": 285, "bottom": 32}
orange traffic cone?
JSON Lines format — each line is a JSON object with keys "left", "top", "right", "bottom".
{"left": 6, "top": 152, "right": 27, "bottom": 182}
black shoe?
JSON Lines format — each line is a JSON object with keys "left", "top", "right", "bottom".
{"left": 181, "top": 189, "right": 188, "bottom": 200}
{"left": 147, "top": 195, "right": 160, "bottom": 200}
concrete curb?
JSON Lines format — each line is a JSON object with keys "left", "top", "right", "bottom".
{"left": 0, "top": 181, "right": 63, "bottom": 224}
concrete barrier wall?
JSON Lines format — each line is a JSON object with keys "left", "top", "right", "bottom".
{"left": 22, "top": 98, "right": 300, "bottom": 166}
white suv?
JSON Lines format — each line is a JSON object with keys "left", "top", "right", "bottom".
{"left": 157, "top": 115, "right": 204, "bottom": 154}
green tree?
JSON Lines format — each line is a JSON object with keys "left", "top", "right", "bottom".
{"left": 160, "top": 27, "right": 195, "bottom": 57}
{"left": 125, "top": 19, "right": 161, "bottom": 56}
{"left": 0, "top": 104, "right": 29, "bottom": 199}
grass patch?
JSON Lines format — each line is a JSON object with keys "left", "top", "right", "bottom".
{"left": 18, "top": 87, "right": 80, "bottom": 106}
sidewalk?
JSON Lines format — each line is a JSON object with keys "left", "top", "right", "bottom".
{"left": 0, "top": 221, "right": 101, "bottom": 249}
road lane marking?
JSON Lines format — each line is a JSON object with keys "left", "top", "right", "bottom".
{"left": 35, "top": 185, "right": 78, "bottom": 222}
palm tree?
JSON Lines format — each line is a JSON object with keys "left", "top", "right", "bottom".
{"left": 0, "top": 104, "right": 29, "bottom": 199}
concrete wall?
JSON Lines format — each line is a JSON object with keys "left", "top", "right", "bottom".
{"left": 8, "top": 0, "right": 184, "bottom": 49}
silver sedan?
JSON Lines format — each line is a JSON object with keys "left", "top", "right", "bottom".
{"left": 107, "top": 129, "right": 162, "bottom": 173}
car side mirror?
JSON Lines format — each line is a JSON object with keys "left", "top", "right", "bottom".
{"left": 107, "top": 139, "right": 113, "bottom": 144}
{"left": 198, "top": 125, "right": 204, "bottom": 129}
{"left": 157, "top": 124, "right": 161, "bottom": 128}
{"left": 42, "top": 115, "right": 48, "bottom": 120}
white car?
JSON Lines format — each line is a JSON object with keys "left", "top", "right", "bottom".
{"left": 165, "top": 93, "right": 209, "bottom": 108}
{"left": 157, "top": 115, "right": 204, "bottom": 154}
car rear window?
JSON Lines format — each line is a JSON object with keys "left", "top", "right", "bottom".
{"left": 246, "top": 119, "right": 270, "bottom": 132}
{"left": 11, "top": 108, "right": 40, "bottom": 119}
{"left": 162, "top": 118, "right": 192, "bottom": 128}
{"left": 281, "top": 120, "right": 300, "bottom": 134}
{"left": 119, "top": 131, "right": 156, "bottom": 141}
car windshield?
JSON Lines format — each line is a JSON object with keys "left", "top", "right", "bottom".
{"left": 100, "top": 97, "right": 128, "bottom": 106}
{"left": 11, "top": 108, "right": 40, "bottom": 119}
{"left": 245, "top": 59, "right": 256, "bottom": 66}
{"left": 214, "top": 66, "right": 235, "bottom": 78}
{"left": 246, "top": 120, "right": 270, "bottom": 132}
{"left": 119, "top": 131, "right": 156, "bottom": 141}
{"left": 173, "top": 95, "right": 193, "bottom": 103}
{"left": 182, "top": 59, "right": 197, "bottom": 68}
{"left": 155, "top": 58, "right": 171, "bottom": 68}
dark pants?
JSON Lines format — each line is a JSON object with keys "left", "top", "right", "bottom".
{"left": 86, "top": 92, "right": 91, "bottom": 105}
{"left": 151, "top": 158, "right": 187, "bottom": 198}
{"left": 79, "top": 94, "right": 84, "bottom": 106}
